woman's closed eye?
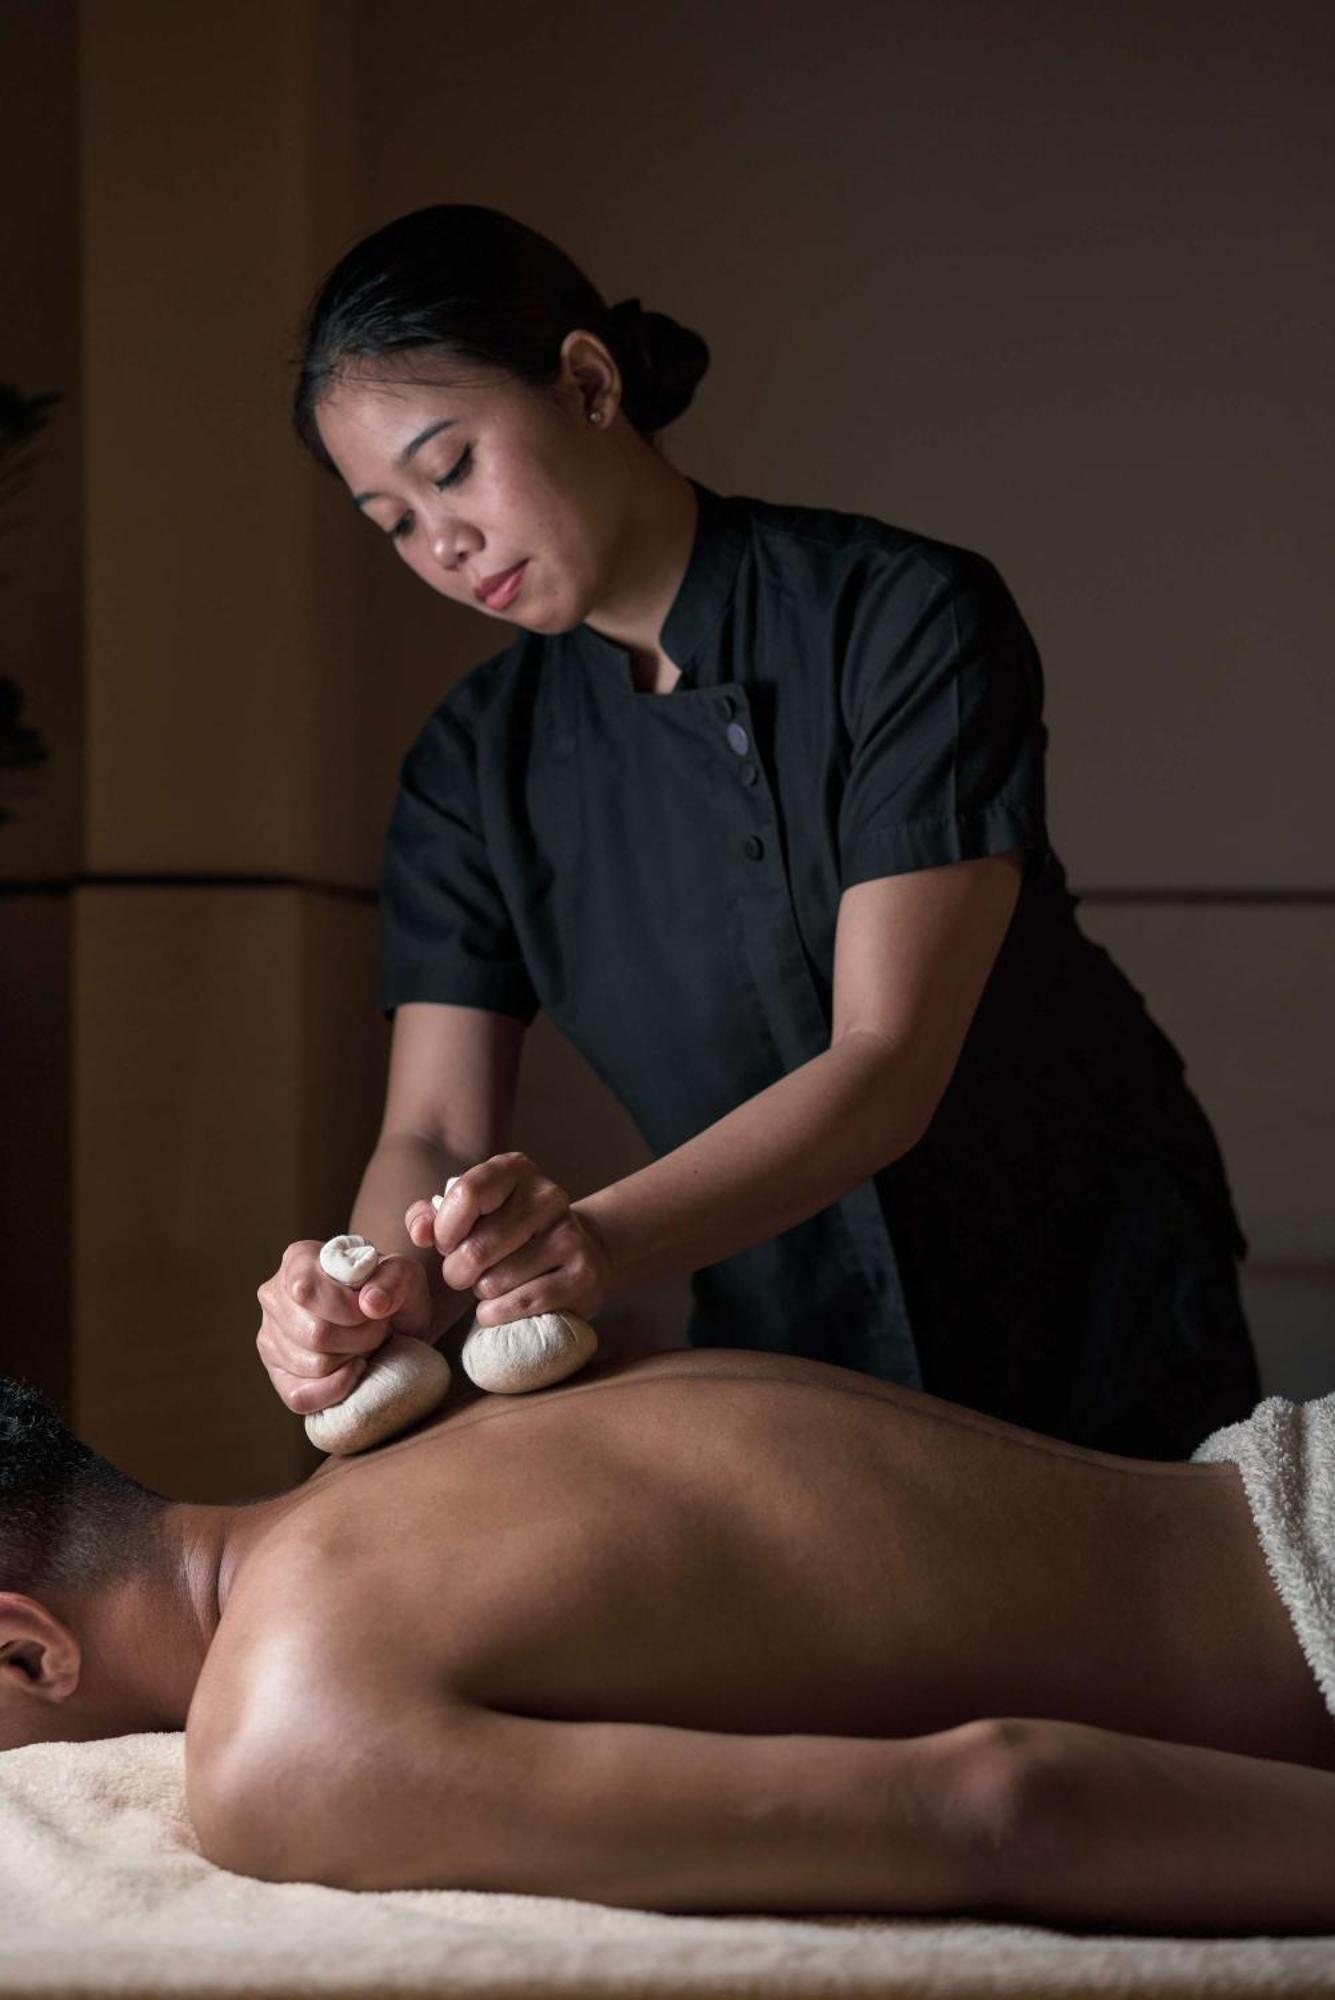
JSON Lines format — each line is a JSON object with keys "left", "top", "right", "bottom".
{"left": 389, "top": 445, "right": 473, "bottom": 541}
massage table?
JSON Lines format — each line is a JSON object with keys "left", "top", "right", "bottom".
{"left": 2, "top": 1732, "right": 1332, "bottom": 1999}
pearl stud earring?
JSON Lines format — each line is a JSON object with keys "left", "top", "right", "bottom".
{"left": 589, "top": 408, "right": 604, "bottom": 424}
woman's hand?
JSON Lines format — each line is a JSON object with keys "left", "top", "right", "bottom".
{"left": 405, "top": 1152, "right": 613, "bottom": 1327}
{"left": 255, "top": 1240, "right": 434, "bottom": 1415}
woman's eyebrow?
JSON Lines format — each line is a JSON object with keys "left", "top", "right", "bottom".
{"left": 352, "top": 418, "right": 458, "bottom": 508}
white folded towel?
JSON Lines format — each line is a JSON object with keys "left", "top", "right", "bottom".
{"left": 1192, "top": 1392, "right": 1335, "bottom": 1723}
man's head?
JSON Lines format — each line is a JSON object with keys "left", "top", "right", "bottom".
{"left": 1, "top": 1375, "right": 169, "bottom": 1749}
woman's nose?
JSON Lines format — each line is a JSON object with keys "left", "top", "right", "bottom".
{"left": 428, "top": 522, "right": 464, "bottom": 572}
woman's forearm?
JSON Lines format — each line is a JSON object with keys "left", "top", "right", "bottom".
{"left": 575, "top": 1030, "right": 938, "bottom": 1294}
{"left": 350, "top": 1134, "right": 474, "bottom": 1338}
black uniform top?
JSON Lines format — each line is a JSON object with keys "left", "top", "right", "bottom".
{"left": 380, "top": 481, "right": 1253, "bottom": 1448}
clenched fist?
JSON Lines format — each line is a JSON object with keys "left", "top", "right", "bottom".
{"left": 405, "top": 1152, "right": 612, "bottom": 1328}
{"left": 255, "top": 1240, "right": 435, "bottom": 1416}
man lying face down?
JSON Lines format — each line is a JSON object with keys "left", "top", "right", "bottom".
{"left": 2, "top": 1347, "right": 1335, "bottom": 1933}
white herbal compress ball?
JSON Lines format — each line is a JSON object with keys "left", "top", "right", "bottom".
{"left": 318, "top": 1234, "right": 380, "bottom": 1287}
{"left": 304, "top": 1235, "right": 452, "bottom": 1456}
{"left": 303, "top": 1331, "right": 454, "bottom": 1456}
{"left": 303, "top": 1193, "right": 601, "bottom": 1454}
{"left": 433, "top": 1180, "right": 599, "bottom": 1394}
{"left": 460, "top": 1311, "right": 599, "bottom": 1394}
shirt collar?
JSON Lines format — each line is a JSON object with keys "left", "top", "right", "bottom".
{"left": 569, "top": 478, "right": 746, "bottom": 693}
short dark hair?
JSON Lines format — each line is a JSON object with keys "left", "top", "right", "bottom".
{"left": 293, "top": 203, "right": 710, "bottom": 464}
{"left": 0, "top": 1376, "right": 167, "bottom": 1598}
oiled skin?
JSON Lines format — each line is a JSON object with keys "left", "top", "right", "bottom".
{"left": 194, "top": 1349, "right": 1331, "bottom": 1771}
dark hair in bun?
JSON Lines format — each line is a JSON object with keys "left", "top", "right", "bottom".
{"left": 293, "top": 205, "right": 709, "bottom": 461}
{"left": 600, "top": 295, "right": 710, "bottom": 437}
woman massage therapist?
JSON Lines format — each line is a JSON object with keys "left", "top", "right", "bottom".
{"left": 255, "top": 204, "right": 1260, "bottom": 1458}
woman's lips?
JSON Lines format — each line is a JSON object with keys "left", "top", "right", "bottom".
{"left": 477, "top": 561, "right": 527, "bottom": 611}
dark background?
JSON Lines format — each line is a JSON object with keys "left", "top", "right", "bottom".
{"left": 2, "top": 0, "right": 1331, "bottom": 1497}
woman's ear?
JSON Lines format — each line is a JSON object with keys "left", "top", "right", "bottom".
{"left": 559, "top": 329, "right": 620, "bottom": 424}
{"left": 0, "top": 1592, "right": 81, "bottom": 1703}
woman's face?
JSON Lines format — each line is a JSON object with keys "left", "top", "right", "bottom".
{"left": 314, "top": 341, "right": 625, "bottom": 633}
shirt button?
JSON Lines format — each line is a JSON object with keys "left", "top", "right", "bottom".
{"left": 743, "top": 834, "right": 764, "bottom": 861}
{"left": 739, "top": 761, "right": 758, "bottom": 787}
{"left": 726, "top": 722, "right": 750, "bottom": 756}
{"left": 714, "top": 693, "right": 736, "bottom": 720}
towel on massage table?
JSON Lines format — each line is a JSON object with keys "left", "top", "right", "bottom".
{"left": 1, "top": 1732, "right": 1333, "bottom": 1998}
{"left": 1193, "top": 1389, "right": 1335, "bottom": 1721}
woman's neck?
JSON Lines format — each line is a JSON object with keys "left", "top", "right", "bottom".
{"left": 583, "top": 455, "right": 699, "bottom": 683}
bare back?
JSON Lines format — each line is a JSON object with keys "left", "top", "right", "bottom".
{"left": 197, "top": 1350, "right": 1331, "bottom": 1770}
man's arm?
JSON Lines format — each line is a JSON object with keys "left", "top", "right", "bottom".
{"left": 188, "top": 1628, "right": 1335, "bottom": 1928}
{"left": 184, "top": 1576, "right": 982, "bottom": 1909}
{"left": 182, "top": 1600, "right": 1335, "bottom": 1928}
{"left": 187, "top": 1673, "right": 990, "bottom": 1911}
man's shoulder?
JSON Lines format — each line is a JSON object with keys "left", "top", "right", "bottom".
{"left": 185, "top": 1527, "right": 415, "bottom": 1857}
{"left": 192, "top": 1516, "right": 379, "bottom": 1711}
{"left": 183, "top": 1509, "right": 473, "bottom": 1885}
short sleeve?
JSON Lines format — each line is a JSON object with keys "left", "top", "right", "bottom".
{"left": 378, "top": 698, "right": 540, "bottom": 1023}
{"left": 836, "top": 547, "right": 1049, "bottom": 887}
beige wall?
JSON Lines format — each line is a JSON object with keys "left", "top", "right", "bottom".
{"left": 80, "top": 0, "right": 369, "bottom": 882}
{"left": 66, "top": 0, "right": 392, "bottom": 1494}
{"left": 1, "top": 2, "right": 387, "bottom": 1493}
{"left": 73, "top": 886, "right": 384, "bottom": 1499}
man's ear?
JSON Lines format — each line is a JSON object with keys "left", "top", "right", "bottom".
{"left": 0, "top": 1593, "right": 81, "bottom": 1702}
